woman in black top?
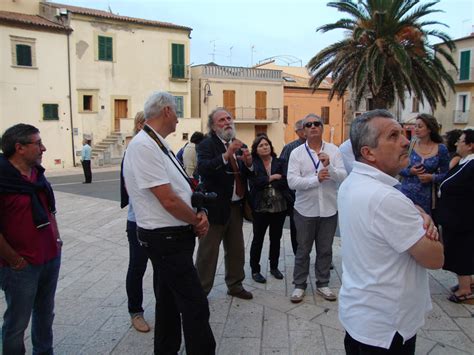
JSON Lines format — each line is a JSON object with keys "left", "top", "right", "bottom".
{"left": 438, "top": 129, "right": 474, "bottom": 303}
{"left": 248, "top": 135, "right": 292, "bottom": 283}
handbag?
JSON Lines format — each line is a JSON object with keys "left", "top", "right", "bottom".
{"left": 256, "top": 185, "right": 287, "bottom": 213}
{"left": 243, "top": 199, "right": 253, "bottom": 222}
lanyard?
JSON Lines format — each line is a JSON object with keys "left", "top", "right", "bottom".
{"left": 305, "top": 142, "right": 324, "bottom": 172}
{"left": 142, "top": 125, "right": 196, "bottom": 190}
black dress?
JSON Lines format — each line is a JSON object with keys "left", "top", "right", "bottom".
{"left": 437, "top": 159, "right": 474, "bottom": 275}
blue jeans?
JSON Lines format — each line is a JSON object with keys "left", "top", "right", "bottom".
{"left": 0, "top": 254, "right": 61, "bottom": 355}
{"left": 126, "top": 220, "right": 149, "bottom": 315}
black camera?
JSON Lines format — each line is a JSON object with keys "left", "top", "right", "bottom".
{"left": 191, "top": 184, "right": 217, "bottom": 209}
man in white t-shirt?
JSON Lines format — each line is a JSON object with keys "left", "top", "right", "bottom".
{"left": 123, "top": 92, "right": 215, "bottom": 355}
{"left": 338, "top": 109, "right": 444, "bottom": 354}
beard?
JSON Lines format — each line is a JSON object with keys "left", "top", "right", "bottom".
{"left": 215, "top": 124, "right": 236, "bottom": 142}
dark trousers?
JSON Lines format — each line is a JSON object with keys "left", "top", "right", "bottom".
{"left": 126, "top": 220, "right": 149, "bottom": 315}
{"left": 289, "top": 208, "right": 298, "bottom": 255}
{"left": 250, "top": 211, "right": 287, "bottom": 273}
{"left": 137, "top": 227, "right": 215, "bottom": 355}
{"left": 344, "top": 331, "right": 416, "bottom": 355}
{"left": 81, "top": 160, "right": 92, "bottom": 183}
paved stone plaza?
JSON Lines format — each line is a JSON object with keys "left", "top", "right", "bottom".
{"left": 2, "top": 186, "right": 473, "bottom": 354}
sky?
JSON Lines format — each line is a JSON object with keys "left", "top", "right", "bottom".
{"left": 57, "top": 0, "right": 474, "bottom": 68}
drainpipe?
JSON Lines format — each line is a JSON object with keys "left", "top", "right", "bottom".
{"left": 66, "top": 30, "right": 75, "bottom": 166}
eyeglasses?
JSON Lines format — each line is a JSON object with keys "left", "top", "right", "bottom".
{"left": 304, "top": 121, "right": 323, "bottom": 128}
{"left": 25, "top": 140, "right": 44, "bottom": 147}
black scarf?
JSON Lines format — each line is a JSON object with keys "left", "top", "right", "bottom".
{"left": 0, "top": 154, "right": 56, "bottom": 228}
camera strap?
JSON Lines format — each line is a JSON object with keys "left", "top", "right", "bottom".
{"left": 143, "top": 124, "right": 197, "bottom": 191}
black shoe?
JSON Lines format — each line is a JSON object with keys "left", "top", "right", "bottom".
{"left": 330, "top": 262, "right": 334, "bottom": 270}
{"left": 252, "top": 272, "right": 266, "bottom": 283}
{"left": 227, "top": 288, "right": 253, "bottom": 300}
{"left": 270, "top": 268, "right": 284, "bottom": 279}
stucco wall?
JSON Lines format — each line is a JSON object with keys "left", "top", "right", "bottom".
{"left": 69, "top": 16, "right": 191, "bottom": 156}
{"left": 0, "top": 25, "right": 73, "bottom": 169}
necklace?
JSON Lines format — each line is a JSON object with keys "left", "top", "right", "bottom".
{"left": 416, "top": 141, "right": 435, "bottom": 156}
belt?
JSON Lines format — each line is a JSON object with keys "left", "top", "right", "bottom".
{"left": 138, "top": 225, "right": 193, "bottom": 235}
{"left": 231, "top": 199, "right": 243, "bottom": 205}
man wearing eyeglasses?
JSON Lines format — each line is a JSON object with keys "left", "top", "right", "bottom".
{"left": 0, "top": 124, "right": 62, "bottom": 354}
{"left": 287, "top": 114, "right": 347, "bottom": 303}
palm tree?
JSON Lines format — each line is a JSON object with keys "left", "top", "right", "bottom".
{"left": 307, "top": 0, "right": 456, "bottom": 110}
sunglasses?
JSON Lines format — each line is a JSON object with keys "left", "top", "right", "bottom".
{"left": 304, "top": 121, "right": 323, "bottom": 128}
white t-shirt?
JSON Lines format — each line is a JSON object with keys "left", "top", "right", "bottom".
{"left": 123, "top": 127, "right": 193, "bottom": 229}
{"left": 287, "top": 141, "right": 347, "bottom": 217}
{"left": 338, "top": 162, "right": 431, "bottom": 349}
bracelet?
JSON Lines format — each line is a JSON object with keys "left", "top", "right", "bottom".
{"left": 11, "top": 256, "right": 24, "bottom": 270}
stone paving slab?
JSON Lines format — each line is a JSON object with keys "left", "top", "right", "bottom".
{"left": 1, "top": 191, "right": 473, "bottom": 354}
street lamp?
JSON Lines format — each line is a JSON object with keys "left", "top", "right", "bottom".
{"left": 203, "top": 83, "right": 212, "bottom": 103}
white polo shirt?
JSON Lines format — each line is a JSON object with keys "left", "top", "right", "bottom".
{"left": 287, "top": 141, "right": 347, "bottom": 217}
{"left": 338, "top": 162, "right": 431, "bottom": 349}
{"left": 339, "top": 139, "right": 355, "bottom": 174}
{"left": 123, "top": 127, "right": 193, "bottom": 229}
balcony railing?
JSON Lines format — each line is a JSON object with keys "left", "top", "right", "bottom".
{"left": 202, "top": 65, "right": 282, "bottom": 81}
{"left": 448, "top": 68, "right": 474, "bottom": 83}
{"left": 453, "top": 110, "right": 470, "bottom": 124}
{"left": 169, "top": 64, "right": 190, "bottom": 81}
{"left": 225, "top": 107, "right": 280, "bottom": 123}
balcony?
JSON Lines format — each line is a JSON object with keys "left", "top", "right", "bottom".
{"left": 453, "top": 110, "right": 470, "bottom": 124}
{"left": 226, "top": 107, "right": 280, "bottom": 124}
{"left": 448, "top": 68, "right": 474, "bottom": 84}
{"left": 202, "top": 65, "right": 281, "bottom": 81}
{"left": 169, "top": 64, "right": 190, "bottom": 81}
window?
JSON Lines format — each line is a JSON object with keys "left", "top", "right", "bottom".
{"left": 182, "top": 133, "right": 189, "bottom": 140}
{"left": 78, "top": 90, "right": 99, "bottom": 113}
{"left": 10, "top": 36, "right": 36, "bottom": 67}
{"left": 459, "top": 50, "right": 471, "bottom": 80}
{"left": 98, "top": 35, "right": 113, "bottom": 61}
{"left": 366, "top": 98, "right": 374, "bottom": 110}
{"left": 412, "top": 97, "right": 419, "bottom": 112}
{"left": 171, "top": 43, "right": 185, "bottom": 78}
{"left": 43, "top": 104, "right": 59, "bottom": 120}
{"left": 283, "top": 105, "right": 288, "bottom": 124}
{"left": 83, "top": 95, "right": 93, "bottom": 111}
{"left": 16, "top": 45, "right": 32, "bottom": 66}
{"left": 458, "top": 94, "right": 468, "bottom": 113}
{"left": 321, "top": 106, "right": 330, "bottom": 124}
{"left": 174, "top": 96, "right": 184, "bottom": 118}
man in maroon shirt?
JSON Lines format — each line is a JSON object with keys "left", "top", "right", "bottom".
{"left": 0, "top": 124, "right": 62, "bottom": 355}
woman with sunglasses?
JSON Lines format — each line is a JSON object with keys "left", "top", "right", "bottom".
{"left": 248, "top": 135, "right": 292, "bottom": 283}
{"left": 399, "top": 114, "right": 449, "bottom": 216}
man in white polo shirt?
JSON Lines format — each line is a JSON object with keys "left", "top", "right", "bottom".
{"left": 123, "top": 91, "right": 215, "bottom": 355}
{"left": 287, "top": 113, "right": 347, "bottom": 303}
{"left": 338, "top": 109, "right": 444, "bottom": 354}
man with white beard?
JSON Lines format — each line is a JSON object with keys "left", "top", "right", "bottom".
{"left": 195, "top": 108, "right": 254, "bottom": 299}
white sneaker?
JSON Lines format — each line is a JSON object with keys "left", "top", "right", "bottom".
{"left": 316, "top": 287, "right": 337, "bottom": 301}
{"left": 290, "top": 288, "right": 305, "bottom": 303}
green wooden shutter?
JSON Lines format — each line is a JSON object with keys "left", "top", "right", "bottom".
{"left": 43, "top": 104, "right": 59, "bottom": 120}
{"left": 105, "top": 37, "right": 113, "bottom": 61}
{"left": 460, "top": 50, "right": 470, "bottom": 80}
{"left": 98, "top": 36, "right": 113, "bottom": 61}
{"left": 172, "top": 43, "right": 185, "bottom": 78}
{"left": 16, "top": 44, "right": 32, "bottom": 66}
{"left": 174, "top": 96, "right": 184, "bottom": 118}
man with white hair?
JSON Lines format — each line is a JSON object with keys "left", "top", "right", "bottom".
{"left": 287, "top": 113, "right": 347, "bottom": 303}
{"left": 123, "top": 91, "right": 215, "bottom": 354}
{"left": 195, "top": 108, "right": 254, "bottom": 299}
{"left": 338, "top": 109, "right": 443, "bottom": 353}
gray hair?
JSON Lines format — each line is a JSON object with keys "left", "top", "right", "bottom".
{"left": 302, "top": 113, "right": 322, "bottom": 125}
{"left": 207, "top": 107, "right": 232, "bottom": 132}
{"left": 294, "top": 119, "right": 304, "bottom": 131}
{"left": 143, "top": 91, "right": 176, "bottom": 120}
{"left": 350, "top": 109, "right": 394, "bottom": 161}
